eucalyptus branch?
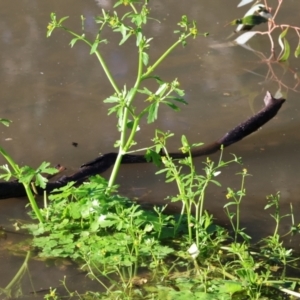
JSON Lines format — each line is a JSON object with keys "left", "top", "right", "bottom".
{"left": 234, "top": 0, "right": 300, "bottom": 61}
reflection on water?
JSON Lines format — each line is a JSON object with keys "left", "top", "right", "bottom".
{"left": 1, "top": 0, "right": 300, "bottom": 297}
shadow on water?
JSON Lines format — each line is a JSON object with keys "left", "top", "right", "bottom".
{"left": 0, "top": 0, "right": 300, "bottom": 297}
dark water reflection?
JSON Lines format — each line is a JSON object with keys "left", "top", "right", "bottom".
{"left": 1, "top": 0, "right": 300, "bottom": 296}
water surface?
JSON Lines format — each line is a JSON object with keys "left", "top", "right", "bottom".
{"left": 0, "top": 0, "right": 300, "bottom": 296}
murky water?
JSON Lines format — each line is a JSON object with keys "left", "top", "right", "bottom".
{"left": 0, "top": 0, "right": 300, "bottom": 297}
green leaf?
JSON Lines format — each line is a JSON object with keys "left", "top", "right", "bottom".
{"left": 119, "top": 32, "right": 132, "bottom": 45}
{"left": 142, "top": 51, "right": 149, "bottom": 66}
{"left": 224, "top": 202, "right": 237, "bottom": 208}
{"left": 145, "top": 149, "right": 162, "bottom": 166}
{"left": 50, "top": 12, "right": 56, "bottom": 22}
{"left": 113, "top": 0, "right": 123, "bottom": 8}
{"left": 279, "top": 38, "right": 290, "bottom": 61}
{"left": 138, "top": 87, "right": 152, "bottom": 96}
{"left": 162, "top": 101, "right": 180, "bottom": 111}
{"left": 116, "top": 24, "right": 131, "bottom": 45}
{"left": 155, "top": 83, "right": 168, "bottom": 96}
{"left": 278, "top": 27, "right": 290, "bottom": 61}
{"left": 294, "top": 44, "right": 300, "bottom": 58}
{"left": 90, "top": 40, "right": 99, "bottom": 54}
{"left": 58, "top": 16, "right": 69, "bottom": 25}
{"left": 0, "top": 118, "right": 12, "bottom": 127}
{"left": 166, "top": 96, "right": 187, "bottom": 104}
{"left": 147, "top": 102, "right": 159, "bottom": 123}
{"left": 70, "top": 37, "right": 80, "bottom": 48}
{"left": 233, "top": 15, "right": 268, "bottom": 26}
{"left": 210, "top": 179, "right": 221, "bottom": 187}
{"left": 181, "top": 135, "right": 189, "bottom": 148}
{"left": 35, "top": 173, "right": 48, "bottom": 189}
{"left": 136, "top": 31, "right": 143, "bottom": 46}
{"left": 104, "top": 95, "right": 120, "bottom": 103}
{"left": 0, "top": 165, "right": 12, "bottom": 181}
{"left": 19, "top": 166, "right": 35, "bottom": 185}
{"left": 37, "top": 161, "right": 58, "bottom": 175}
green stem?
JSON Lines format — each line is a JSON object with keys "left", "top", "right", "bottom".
{"left": 141, "top": 34, "right": 191, "bottom": 80}
{"left": 107, "top": 45, "right": 144, "bottom": 190}
{"left": 63, "top": 28, "right": 120, "bottom": 94}
{"left": 0, "top": 147, "right": 20, "bottom": 173}
{"left": 24, "top": 184, "right": 44, "bottom": 223}
{"left": 5, "top": 251, "right": 31, "bottom": 290}
{"left": 0, "top": 147, "right": 44, "bottom": 223}
{"left": 236, "top": 175, "right": 246, "bottom": 242}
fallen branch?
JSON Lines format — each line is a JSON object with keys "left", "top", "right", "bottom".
{"left": 0, "top": 92, "right": 285, "bottom": 199}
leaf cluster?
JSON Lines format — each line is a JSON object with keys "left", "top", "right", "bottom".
{"left": 25, "top": 176, "right": 174, "bottom": 269}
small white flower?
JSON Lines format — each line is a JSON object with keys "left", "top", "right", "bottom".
{"left": 188, "top": 243, "right": 199, "bottom": 259}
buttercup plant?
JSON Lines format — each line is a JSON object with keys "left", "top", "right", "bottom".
{"left": 46, "top": 0, "right": 206, "bottom": 192}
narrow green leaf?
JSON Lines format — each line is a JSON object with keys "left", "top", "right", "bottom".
{"left": 138, "top": 87, "right": 152, "bottom": 96}
{"left": 104, "top": 95, "right": 120, "bottom": 103}
{"left": 142, "top": 52, "right": 149, "bottom": 66}
{"left": 232, "top": 15, "right": 268, "bottom": 27}
{"left": 210, "top": 180, "right": 221, "bottom": 187}
{"left": 147, "top": 103, "right": 159, "bottom": 123}
{"left": 90, "top": 40, "right": 99, "bottom": 54}
{"left": 50, "top": 12, "right": 56, "bottom": 22}
{"left": 119, "top": 33, "right": 131, "bottom": 45}
{"left": 295, "top": 44, "right": 300, "bottom": 58}
{"left": 136, "top": 31, "right": 143, "bottom": 46}
{"left": 166, "top": 96, "right": 187, "bottom": 104}
{"left": 279, "top": 38, "right": 290, "bottom": 62}
{"left": 223, "top": 202, "right": 237, "bottom": 208}
{"left": 181, "top": 135, "right": 189, "bottom": 148}
{"left": 155, "top": 83, "right": 168, "bottom": 96}
{"left": 113, "top": 0, "right": 123, "bottom": 8}
{"left": 0, "top": 118, "right": 12, "bottom": 127}
{"left": 58, "top": 16, "right": 69, "bottom": 25}
{"left": 162, "top": 101, "right": 180, "bottom": 111}
{"left": 278, "top": 27, "right": 289, "bottom": 60}
{"left": 70, "top": 37, "right": 79, "bottom": 48}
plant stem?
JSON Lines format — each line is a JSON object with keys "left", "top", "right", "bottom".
{"left": 24, "top": 184, "right": 45, "bottom": 223}
{"left": 5, "top": 251, "right": 31, "bottom": 291}
{"left": 63, "top": 28, "right": 121, "bottom": 95}
{"left": 0, "top": 147, "right": 44, "bottom": 223}
{"left": 107, "top": 44, "right": 144, "bottom": 190}
{"left": 141, "top": 34, "right": 191, "bottom": 80}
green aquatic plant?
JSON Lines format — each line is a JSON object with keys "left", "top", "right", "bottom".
{"left": 0, "top": 119, "right": 57, "bottom": 223}
{"left": 224, "top": 168, "right": 251, "bottom": 244}
{"left": 153, "top": 130, "right": 240, "bottom": 246}
{"left": 46, "top": 0, "right": 207, "bottom": 191}
{"left": 0, "top": 251, "right": 32, "bottom": 299}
